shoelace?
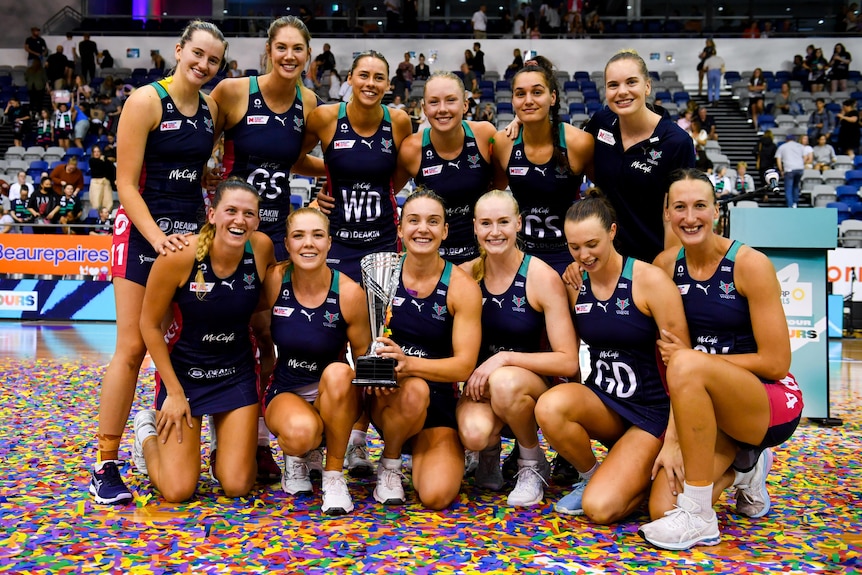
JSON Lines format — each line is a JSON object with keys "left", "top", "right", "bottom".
{"left": 98, "top": 461, "right": 125, "bottom": 484}
{"left": 347, "top": 444, "right": 369, "bottom": 459}
{"left": 379, "top": 466, "right": 405, "bottom": 489}
{"left": 288, "top": 459, "right": 309, "bottom": 479}
{"left": 323, "top": 475, "right": 348, "bottom": 494}
{"left": 513, "top": 464, "right": 549, "bottom": 487}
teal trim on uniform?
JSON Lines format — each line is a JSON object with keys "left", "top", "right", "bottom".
{"left": 621, "top": 256, "right": 634, "bottom": 281}
{"left": 338, "top": 101, "right": 347, "bottom": 119}
{"left": 382, "top": 105, "right": 391, "bottom": 122}
{"left": 332, "top": 269, "right": 341, "bottom": 295}
{"left": 558, "top": 122, "right": 567, "bottom": 148}
{"left": 730, "top": 207, "right": 837, "bottom": 248}
{"left": 250, "top": 76, "right": 259, "bottom": 94}
{"left": 726, "top": 240, "right": 742, "bottom": 262}
{"left": 518, "top": 253, "right": 531, "bottom": 277}
{"left": 151, "top": 81, "right": 169, "bottom": 99}
{"left": 675, "top": 246, "right": 685, "bottom": 262}
{"left": 244, "top": 240, "right": 254, "bottom": 254}
{"left": 463, "top": 120, "right": 475, "bottom": 139}
{"left": 441, "top": 260, "right": 452, "bottom": 286}
{"left": 422, "top": 127, "right": 432, "bottom": 146}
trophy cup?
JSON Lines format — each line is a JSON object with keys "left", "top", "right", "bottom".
{"left": 352, "top": 252, "right": 403, "bottom": 387}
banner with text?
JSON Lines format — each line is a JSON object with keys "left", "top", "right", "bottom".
{"left": 0, "top": 235, "right": 111, "bottom": 276}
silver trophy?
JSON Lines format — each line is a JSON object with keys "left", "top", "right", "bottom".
{"left": 352, "top": 252, "right": 403, "bottom": 387}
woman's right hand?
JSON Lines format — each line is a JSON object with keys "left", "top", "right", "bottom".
{"left": 315, "top": 181, "right": 335, "bottom": 215}
{"left": 151, "top": 233, "right": 191, "bottom": 256}
{"left": 652, "top": 438, "right": 685, "bottom": 497}
{"left": 156, "top": 394, "right": 194, "bottom": 444}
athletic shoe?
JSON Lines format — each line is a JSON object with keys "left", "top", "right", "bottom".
{"left": 475, "top": 443, "right": 504, "bottom": 491}
{"left": 373, "top": 462, "right": 406, "bottom": 505}
{"left": 501, "top": 443, "right": 520, "bottom": 481}
{"left": 506, "top": 457, "right": 550, "bottom": 507}
{"left": 344, "top": 442, "right": 374, "bottom": 477}
{"left": 464, "top": 450, "right": 479, "bottom": 477}
{"left": 321, "top": 471, "right": 354, "bottom": 515}
{"left": 256, "top": 445, "right": 281, "bottom": 483}
{"left": 555, "top": 478, "right": 588, "bottom": 516}
{"left": 208, "top": 449, "right": 219, "bottom": 483}
{"left": 638, "top": 493, "right": 721, "bottom": 551}
{"left": 735, "top": 448, "right": 774, "bottom": 518}
{"left": 307, "top": 446, "right": 325, "bottom": 480}
{"left": 89, "top": 461, "right": 132, "bottom": 505}
{"left": 281, "top": 455, "right": 313, "bottom": 495}
{"left": 132, "top": 409, "right": 157, "bottom": 475}
{"left": 551, "top": 454, "right": 578, "bottom": 485}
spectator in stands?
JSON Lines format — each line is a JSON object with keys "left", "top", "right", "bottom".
{"left": 56, "top": 183, "right": 83, "bottom": 234}
{"left": 102, "top": 132, "right": 117, "bottom": 161}
{"left": 50, "top": 156, "right": 84, "bottom": 197}
{"left": 512, "top": 14, "right": 525, "bottom": 38}
{"left": 688, "top": 118, "right": 708, "bottom": 150}
{"left": 771, "top": 82, "right": 801, "bottom": 116}
{"left": 415, "top": 53, "right": 430, "bottom": 80}
{"left": 835, "top": 98, "right": 861, "bottom": 158}
{"left": 808, "top": 47, "right": 829, "bottom": 93}
{"left": 35, "top": 108, "right": 53, "bottom": 147}
{"left": 748, "top": 68, "right": 766, "bottom": 131}
{"left": 226, "top": 60, "right": 241, "bottom": 78}
{"left": 507, "top": 48, "right": 524, "bottom": 75}
{"left": 53, "top": 102, "right": 73, "bottom": 150}
{"left": 526, "top": 13, "right": 542, "bottom": 38}
{"left": 754, "top": 129, "right": 778, "bottom": 196}
{"left": 98, "top": 49, "right": 114, "bottom": 70}
{"left": 74, "top": 76, "right": 94, "bottom": 106}
{"left": 697, "top": 39, "right": 716, "bottom": 97}
{"left": 742, "top": 20, "right": 760, "bottom": 38}
{"left": 28, "top": 176, "right": 60, "bottom": 233}
{"left": 791, "top": 55, "right": 809, "bottom": 91}
{"left": 697, "top": 106, "right": 718, "bottom": 140}
{"left": 385, "top": 0, "right": 401, "bottom": 33}
{"left": 807, "top": 98, "right": 835, "bottom": 140}
{"left": 733, "top": 161, "right": 756, "bottom": 195}
{"left": 811, "top": 134, "right": 837, "bottom": 172}
{"left": 397, "top": 52, "right": 415, "bottom": 85}
{"left": 461, "top": 62, "right": 478, "bottom": 93}
{"left": 472, "top": 43, "right": 486, "bottom": 78}
{"left": 775, "top": 133, "right": 806, "bottom": 207}
{"left": 328, "top": 70, "right": 343, "bottom": 102}
{"left": 150, "top": 50, "right": 166, "bottom": 73}
{"left": 676, "top": 108, "right": 693, "bottom": 132}
{"left": 703, "top": 48, "right": 724, "bottom": 106}
{"left": 311, "top": 43, "right": 337, "bottom": 88}
{"left": 5, "top": 97, "right": 30, "bottom": 147}
{"left": 472, "top": 4, "right": 488, "bottom": 39}
{"left": 388, "top": 94, "right": 406, "bottom": 110}
{"left": 584, "top": 8, "right": 604, "bottom": 35}
{"left": 829, "top": 43, "right": 852, "bottom": 94}
{"left": 88, "top": 206, "right": 113, "bottom": 235}
{"left": 25, "top": 59, "right": 49, "bottom": 117}
{"left": 24, "top": 26, "right": 47, "bottom": 64}
{"left": 10, "top": 184, "right": 34, "bottom": 230}
{"left": 72, "top": 102, "right": 91, "bottom": 149}
{"left": 78, "top": 34, "right": 98, "bottom": 83}
{"left": 479, "top": 102, "right": 495, "bottom": 123}
{"left": 0, "top": 180, "right": 10, "bottom": 213}
{"left": 801, "top": 134, "right": 814, "bottom": 169}
{"left": 88, "top": 145, "right": 116, "bottom": 213}
{"left": 391, "top": 68, "right": 409, "bottom": 104}
{"left": 710, "top": 165, "right": 733, "bottom": 199}
{"left": 8, "top": 171, "right": 28, "bottom": 200}
{"left": 0, "top": 205, "right": 14, "bottom": 233}
{"left": 46, "top": 45, "right": 71, "bottom": 90}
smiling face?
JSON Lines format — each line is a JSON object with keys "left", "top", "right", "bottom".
{"left": 565, "top": 215, "right": 616, "bottom": 274}
{"left": 286, "top": 210, "right": 331, "bottom": 269}
{"left": 399, "top": 195, "right": 448, "bottom": 256}
{"left": 512, "top": 70, "right": 555, "bottom": 124}
{"left": 174, "top": 30, "right": 225, "bottom": 87}
{"left": 604, "top": 58, "right": 650, "bottom": 117}
{"left": 666, "top": 176, "right": 718, "bottom": 246}
{"left": 348, "top": 56, "right": 389, "bottom": 106}
{"left": 423, "top": 75, "right": 467, "bottom": 133}
{"left": 267, "top": 24, "right": 309, "bottom": 82}
{"left": 208, "top": 186, "right": 260, "bottom": 247}
{"left": 474, "top": 193, "right": 521, "bottom": 257}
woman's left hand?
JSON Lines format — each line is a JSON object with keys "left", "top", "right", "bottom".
{"left": 657, "top": 328, "right": 687, "bottom": 365}
{"left": 463, "top": 352, "right": 508, "bottom": 401}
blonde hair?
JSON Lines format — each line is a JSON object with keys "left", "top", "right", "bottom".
{"left": 471, "top": 190, "right": 520, "bottom": 283}
{"left": 604, "top": 49, "right": 650, "bottom": 84}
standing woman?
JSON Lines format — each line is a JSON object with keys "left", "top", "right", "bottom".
{"left": 89, "top": 21, "right": 227, "bottom": 505}
{"left": 262, "top": 208, "right": 371, "bottom": 515}
{"left": 456, "top": 190, "right": 578, "bottom": 507}
{"left": 394, "top": 72, "right": 495, "bottom": 264}
{"left": 368, "top": 189, "right": 482, "bottom": 510}
{"left": 696, "top": 39, "right": 716, "bottom": 96}
{"left": 132, "top": 180, "right": 274, "bottom": 503}
{"left": 303, "top": 50, "right": 413, "bottom": 282}
{"left": 492, "top": 58, "right": 594, "bottom": 275}
{"left": 747, "top": 68, "right": 767, "bottom": 131}
{"left": 829, "top": 43, "right": 852, "bottom": 94}
{"left": 585, "top": 50, "right": 695, "bottom": 264}
{"left": 534, "top": 191, "right": 688, "bottom": 523}
{"left": 641, "top": 169, "right": 803, "bottom": 550}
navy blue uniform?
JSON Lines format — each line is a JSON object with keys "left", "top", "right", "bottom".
{"left": 478, "top": 254, "right": 545, "bottom": 362}
{"left": 388, "top": 259, "right": 459, "bottom": 429}
{"left": 506, "top": 124, "right": 580, "bottom": 275}
{"left": 573, "top": 257, "right": 668, "bottom": 438}
{"left": 324, "top": 103, "right": 399, "bottom": 281}
{"left": 223, "top": 78, "right": 305, "bottom": 261}
{"left": 264, "top": 268, "right": 349, "bottom": 406}
{"left": 413, "top": 122, "right": 492, "bottom": 263}
{"left": 156, "top": 242, "right": 262, "bottom": 417}
{"left": 113, "top": 81, "right": 214, "bottom": 285}
{"left": 673, "top": 241, "right": 803, "bottom": 463}
{"left": 585, "top": 106, "right": 695, "bottom": 263}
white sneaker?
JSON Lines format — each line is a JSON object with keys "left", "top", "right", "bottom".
{"left": 344, "top": 442, "right": 374, "bottom": 477}
{"left": 735, "top": 449, "right": 774, "bottom": 518}
{"left": 307, "top": 446, "right": 325, "bottom": 480}
{"left": 321, "top": 471, "right": 354, "bottom": 515}
{"left": 373, "top": 461, "right": 406, "bottom": 505}
{"left": 475, "top": 443, "right": 504, "bottom": 491}
{"left": 506, "top": 458, "right": 550, "bottom": 507}
{"left": 639, "top": 492, "right": 721, "bottom": 550}
{"left": 281, "top": 454, "right": 312, "bottom": 495}
{"left": 132, "top": 409, "right": 157, "bottom": 475}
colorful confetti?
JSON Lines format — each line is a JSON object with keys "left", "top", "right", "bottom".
{"left": 0, "top": 355, "right": 859, "bottom": 574}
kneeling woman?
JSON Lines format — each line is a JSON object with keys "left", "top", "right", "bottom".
{"left": 534, "top": 190, "right": 688, "bottom": 523}
{"left": 262, "top": 207, "right": 371, "bottom": 515}
{"left": 456, "top": 190, "right": 579, "bottom": 507}
{"left": 369, "top": 188, "right": 482, "bottom": 510}
{"left": 134, "top": 180, "right": 275, "bottom": 502}
{"left": 640, "top": 169, "right": 803, "bottom": 550}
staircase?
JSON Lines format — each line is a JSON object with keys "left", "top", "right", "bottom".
{"left": 690, "top": 94, "right": 784, "bottom": 206}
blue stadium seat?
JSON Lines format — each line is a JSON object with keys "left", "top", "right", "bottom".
{"left": 573, "top": 71, "right": 590, "bottom": 82}
{"left": 563, "top": 81, "right": 580, "bottom": 93}
{"left": 672, "top": 91, "right": 690, "bottom": 105}
{"left": 496, "top": 102, "right": 513, "bottom": 115}
{"left": 845, "top": 170, "right": 862, "bottom": 188}
{"left": 826, "top": 201, "right": 851, "bottom": 224}
{"left": 568, "top": 102, "right": 586, "bottom": 115}
{"left": 29, "top": 160, "right": 48, "bottom": 172}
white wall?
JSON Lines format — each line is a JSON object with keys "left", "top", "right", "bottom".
{"left": 3, "top": 37, "right": 862, "bottom": 89}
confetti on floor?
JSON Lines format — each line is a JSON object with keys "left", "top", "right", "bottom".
{"left": 0, "top": 357, "right": 860, "bottom": 574}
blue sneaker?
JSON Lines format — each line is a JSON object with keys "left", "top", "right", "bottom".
{"left": 89, "top": 461, "right": 132, "bottom": 505}
{"left": 555, "top": 479, "right": 588, "bottom": 515}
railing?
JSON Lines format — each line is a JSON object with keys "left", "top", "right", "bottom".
{"left": 43, "top": 6, "right": 84, "bottom": 35}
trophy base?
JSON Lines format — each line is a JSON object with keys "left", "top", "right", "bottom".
{"left": 352, "top": 355, "right": 398, "bottom": 387}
